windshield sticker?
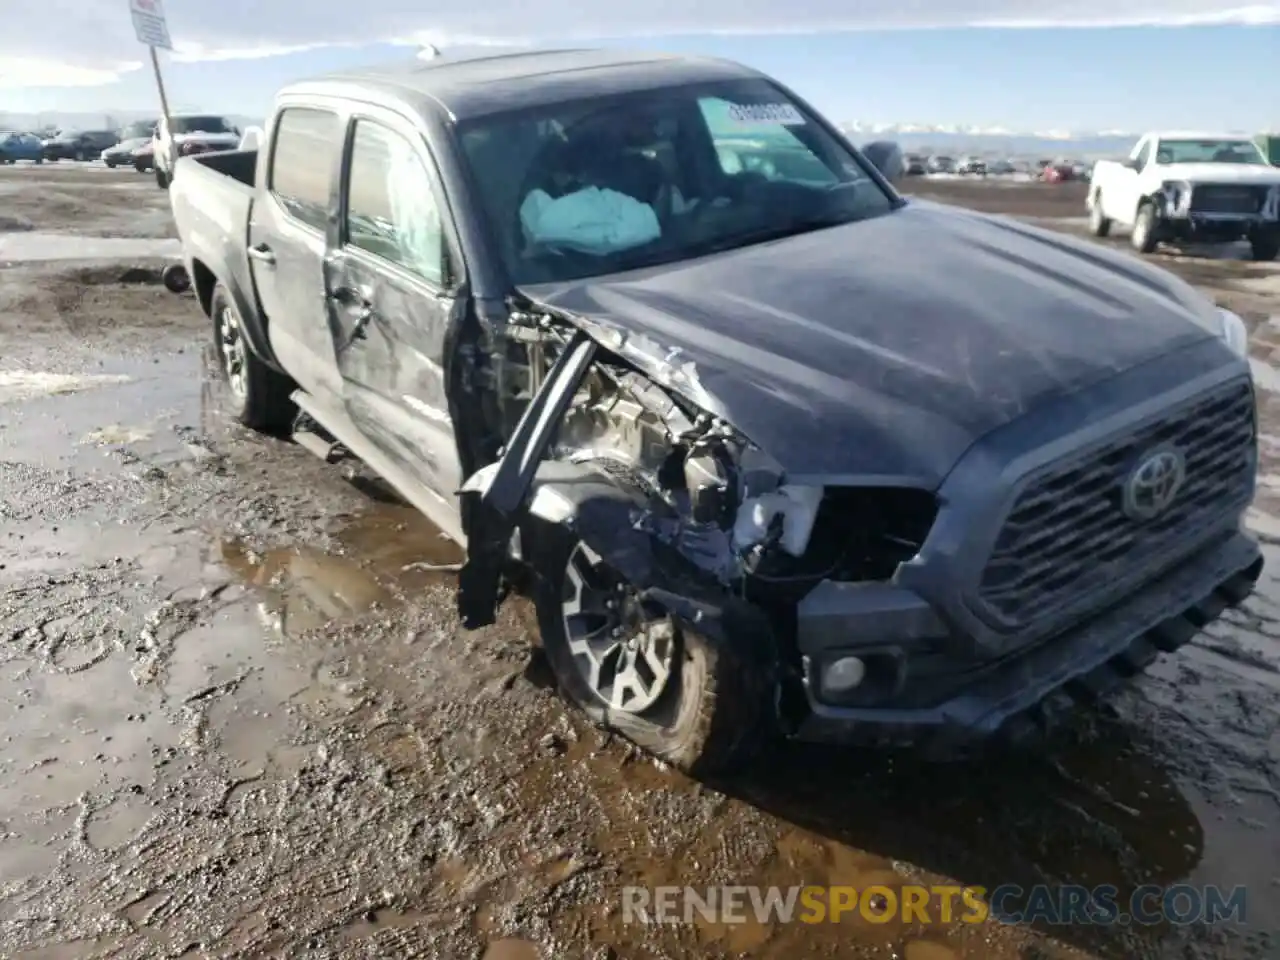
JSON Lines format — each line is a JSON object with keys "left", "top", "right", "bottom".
{"left": 726, "top": 103, "right": 804, "bottom": 127}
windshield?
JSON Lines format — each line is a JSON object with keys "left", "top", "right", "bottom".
{"left": 171, "top": 115, "right": 231, "bottom": 134}
{"left": 1157, "top": 139, "right": 1266, "bottom": 165}
{"left": 457, "top": 78, "right": 896, "bottom": 285}
{"left": 122, "top": 120, "right": 155, "bottom": 139}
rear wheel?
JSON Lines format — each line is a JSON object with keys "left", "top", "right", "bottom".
{"left": 529, "top": 524, "right": 773, "bottom": 776}
{"left": 1131, "top": 202, "right": 1160, "bottom": 254}
{"left": 1088, "top": 193, "right": 1112, "bottom": 237}
{"left": 155, "top": 167, "right": 170, "bottom": 189}
{"left": 210, "top": 282, "right": 295, "bottom": 431}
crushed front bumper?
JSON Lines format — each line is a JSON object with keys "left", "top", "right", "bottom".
{"left": 792, "top": 529, "right": 1262, "bottom": 754}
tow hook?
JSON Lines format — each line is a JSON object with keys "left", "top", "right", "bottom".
{"left": 162, "top": 263, "right": 191, "bottom": 294}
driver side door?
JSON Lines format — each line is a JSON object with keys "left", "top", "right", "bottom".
{"left": 324, "top": 110, "right": 466, "bottom": 518}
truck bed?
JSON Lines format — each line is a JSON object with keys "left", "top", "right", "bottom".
{"left": 189, "top": 148, "right": 258, "bottom": 186}
{"left": 170, "top": 148, "right": 260, "bottom": 340}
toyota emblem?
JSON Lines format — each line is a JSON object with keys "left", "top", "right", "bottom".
{"left": 1122, "top": 447, "right": 1186, "bottom": 521}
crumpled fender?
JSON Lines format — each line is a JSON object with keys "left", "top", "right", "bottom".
{"left": 461, "top": 457, "right": 772, "bottom": 648}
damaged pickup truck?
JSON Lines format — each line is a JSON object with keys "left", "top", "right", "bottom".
{"left": 169, "top": 48, "right": 1263, "bottom": 774}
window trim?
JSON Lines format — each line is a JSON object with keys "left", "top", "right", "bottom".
{"left": 337, "top": 110, "right": 462, "bottom": 295}
{"left": 266, "top": 103, "right": 342, "bottom": 235}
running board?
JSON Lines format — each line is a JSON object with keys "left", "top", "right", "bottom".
{"left": 292, "top": 426, "right": 343, "bottom": 463}
{"left": 289, "top": 388, "right": 467, "bottom": 548}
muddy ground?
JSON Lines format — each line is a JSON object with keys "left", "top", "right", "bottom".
{"left": 1, "top": 163, "right": 1278, "bottom": 960}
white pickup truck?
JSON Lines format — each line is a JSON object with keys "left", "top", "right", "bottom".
{"left": 1088, "top": 131, "right": 1280, "bottom": 260}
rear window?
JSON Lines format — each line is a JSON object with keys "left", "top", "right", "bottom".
{"left": 172, "top": 115, "right": 232, "bottom": 135}
{"left": 268, "top": 107, "right": 341, "bottom": 231}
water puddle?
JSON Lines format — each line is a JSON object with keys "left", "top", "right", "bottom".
{"left": 482, "top": 939, "right": 541, "bottom": 960}
{"left": 0, "top": 231, "right": 180, "bottom": 263}
{"left": 217, "top": 498, "right": 464, "bottom": 639}
{"left": 0, "top": 370, "right": 134, "bottom": 404}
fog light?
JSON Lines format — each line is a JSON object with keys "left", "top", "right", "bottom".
{"left": 823, "top": 656, "right": 866, "bottom": 693}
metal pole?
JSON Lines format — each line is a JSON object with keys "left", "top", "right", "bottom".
{"left": 149, "top": 45, "right": 175, "bottom": 170}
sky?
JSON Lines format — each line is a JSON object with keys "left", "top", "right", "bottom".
{"left": 1, "top": 1, "right": 1277, "bottom": 132}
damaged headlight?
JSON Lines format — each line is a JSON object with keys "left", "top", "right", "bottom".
{"left": 732, "top": 485, "right": 824, "bottom": 557}
{"left": 1217, "top": 307, "right": 1249, "bottom": 360}
{"left": 681, "top": 434, "right": 824, "bottom": 559}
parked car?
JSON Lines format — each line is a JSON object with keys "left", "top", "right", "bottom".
{"left": 926, "top": 154, "right": 956, "bottom": 174}
{"left": 133, "top": 140, "right": 155, "bottom": 173}
{"left": 0, "top": 130, "right": 44, "bottom": 164}
{"left": 904, "top": 153, "right": 927, "bottom": 175}
{"left": 120, "top": 119, "right": 158, "bottom": 141}
{"left": 102, "top": 137, "right": 151, "bottom": 168}
{"left": 1040, "top": 163, "right": 1075, "bottom": 184}
{"left": 988, "top": 159, "right": 1016, "bottom": 175}
{"left": 1089, "top": 131, "right": 1280, "bottom": 259}
{"left": 42, "top": 129, "right": 119, "bottom": 161}
{"left": 169, "top": 49, "right": 1261, "bottom": 774}
{"left": 153, "top": 114, "right": 241, "bottom": 187}
{"left": 957, "top": 156, "right": 988, "bottom": 175}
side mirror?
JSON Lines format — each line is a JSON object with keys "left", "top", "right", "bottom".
{"left": 1124, "top": 158, "right": 1141, "bottom": 171}
{"left": 862, "top": 140, "right": 905, "bottom": 185}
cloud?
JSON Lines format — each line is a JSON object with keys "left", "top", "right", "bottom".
{"left": 3, "top": 0, "right": 1277, "bottom": 88}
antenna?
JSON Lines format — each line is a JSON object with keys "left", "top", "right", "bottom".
{"left": 417, "top": 43, "right": 442, "bottom": 61}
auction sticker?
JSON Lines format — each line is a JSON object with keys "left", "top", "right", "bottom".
{"left": 727, "top": 102, "right": 804, "bottom": 126}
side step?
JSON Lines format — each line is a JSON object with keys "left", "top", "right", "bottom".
{"left": 291, "top": 412, "right": 346, "bottom": 464}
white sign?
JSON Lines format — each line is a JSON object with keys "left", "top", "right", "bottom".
{"left": 726, "top": 103, "right": 805, "bottom": 127}
{"left": 129, "top": 0, "right": 172, "bottom": 50}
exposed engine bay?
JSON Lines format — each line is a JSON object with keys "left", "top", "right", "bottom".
{"left": 490, "top": 305, "right": 939, "bottom": 608}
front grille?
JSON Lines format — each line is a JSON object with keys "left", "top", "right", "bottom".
{"left": 1190, "top": 185, "right": 1266, "bottom": 215}
{"left": 975, "top": 379, "right": 1255, "bottom": 629}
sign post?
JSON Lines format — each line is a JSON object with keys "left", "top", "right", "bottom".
{"left": 128, "top": 0, "right": 174, "bottom": 166}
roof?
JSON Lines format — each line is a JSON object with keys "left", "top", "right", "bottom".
{"left": 291, "top": 47, "right": 763, "bottom": 121}
{"left": 1150, "top": 130, "right": 1256, "bottom": 140}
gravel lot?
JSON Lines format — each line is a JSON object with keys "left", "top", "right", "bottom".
{"left": 1, "top": 162, "right": 1278, "bottom": 960}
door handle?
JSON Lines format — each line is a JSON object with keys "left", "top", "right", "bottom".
{"left": 247, "top": 243, "right": 276, "bottom": 266}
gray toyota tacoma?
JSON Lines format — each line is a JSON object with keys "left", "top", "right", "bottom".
{"left": 168, "top": 48, "right": 1262, "bottom": 774}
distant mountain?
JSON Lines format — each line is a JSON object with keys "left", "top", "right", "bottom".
{"left": 840, "top": 124, "right": 1139, "bottom": 161}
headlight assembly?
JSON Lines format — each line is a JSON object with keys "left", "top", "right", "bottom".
{"left": 1217, "top": 307, "right": 1249, "bottom": 360}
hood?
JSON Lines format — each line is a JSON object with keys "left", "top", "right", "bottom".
{"left": 523, "top": 202, "right": 1219, "bottom": 486}
{"left": 1158, "top": 162, "right": 1280, "bottom": 186}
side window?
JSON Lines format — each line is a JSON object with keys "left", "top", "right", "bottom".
{"left": 1134, "top": 139, "right": 1154, "bottom": 170}
{"left": 269, "top": 107, "right": 341, "bottom": 231}
{"left": 697, "top": 97, "right": 840, "bottom": 186}
{"left": 344, "top": 120, "right": 447, "bottom": 287}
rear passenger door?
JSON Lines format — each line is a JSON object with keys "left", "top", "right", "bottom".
{"left": 248, "top": 104, "right": 345, "bottom": 403}
{"left": 325, "top": 110, "right": 466, "bottom": 511}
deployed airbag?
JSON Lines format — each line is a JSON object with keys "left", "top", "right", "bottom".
{"left": 520, "top": 187, "right": 660, "bottom": 255}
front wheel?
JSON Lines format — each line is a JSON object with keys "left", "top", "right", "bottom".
{"left": 530, "top": 525, "right": 773, "bottom": 776}
{"left": 155, "top": 167, "right": 170, "bottom": 189}
{"left": 1250, "top": 231, "right": 1279, "bottom": 262}
{"left": 1088, "top": 194, "right": 1112, "bottom": 237}
{"left": 210, "top": 282, "right": 295, "bottom": 431}
{"left": 1131, "top": 203, "right": 1161, "bottom": 254}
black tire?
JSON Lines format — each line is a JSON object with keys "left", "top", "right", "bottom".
{"left": 33, "top": 156, "right": 42, "bottom": 165}
{"left": 1131, "top": 202, "right": 1160, "bottom": 254}
{"left": 75, "top": 148, "right": 87, "bottom": 161}
{"left": 529, "top": 523, "right": 773, "bottom": 776}
{"left": 1088, "top": 194, "right": 1112, "bottom": 237}
{"left": 155, "top": 167, "right": 169, "bottom": 189}
{"left": 209, "top": 282, "right": 295, "bottom": 430}
{"left": 1250, "top": 232, "right": 1280, "bottom": 262}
